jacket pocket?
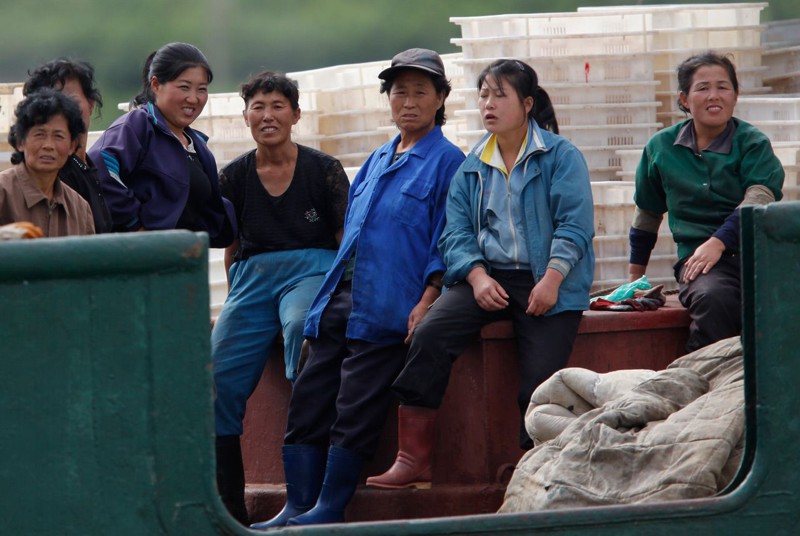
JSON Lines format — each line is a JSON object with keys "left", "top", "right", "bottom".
{"left": 393, "top": 179, "right": 433, "bottom": 227}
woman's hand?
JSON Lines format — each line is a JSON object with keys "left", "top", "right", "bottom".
{"left": 467, "top": 266, "right": 509, "bottom": 312}
{"left": 527, "top": 268, "right": 563, "bottom": 316}
{"left": 681, "top": 237, "right": 725, "bottom": 283}
{"left": 405, "top": 286, "right": 440, "bottom": 344}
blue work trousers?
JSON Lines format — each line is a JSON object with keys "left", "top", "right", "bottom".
{"left": 213, "top": 248, "right": 336, "bottom": 436}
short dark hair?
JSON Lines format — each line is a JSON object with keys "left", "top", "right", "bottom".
{"left": 676, "top": 51, "right": 739, "bottom": 114}
{"left": 24, "top": 58, "right": 103, "bottom": 114}
{"left": 8, "top": 88, "right": 86, "bottom": 165}
{"left": 132, "top": 42, "right": 213, "bottom": 108}
{"left": 477, "top": 59, "right": 559, "bottom": 134}
{"left": 240, "top": 71, "right": 300, "bottom": 110}
{"left": 380, "top": 68, "right": 452, "bottom": 126}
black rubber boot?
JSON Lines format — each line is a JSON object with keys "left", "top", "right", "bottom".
{"left": 215, "top": 435, "right": 249, "bottom": 525}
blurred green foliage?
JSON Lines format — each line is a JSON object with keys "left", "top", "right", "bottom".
{"left": 1, "top": 0, "right": 796, "bottom": 129}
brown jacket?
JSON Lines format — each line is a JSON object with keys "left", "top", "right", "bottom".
{"left": 0, "top": 164, "right": 95, "bottom": 237}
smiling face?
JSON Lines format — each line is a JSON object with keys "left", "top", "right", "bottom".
{"left": 679, "top": 64, "right": 738, "bottom": 139}
{"left": 18, "top": 113, "right": 78, "bottom": 178}
{"left": 388, "top": 69, "right": 444, "bottom": 139}
{"left": 151, "top": 66, "right": 209, "bottom": 137}
{"left": 244, "top": 90, "right": 300, "bottom": 148}
{"left": 478, "top": 74, "right": 533, "bottom": 137}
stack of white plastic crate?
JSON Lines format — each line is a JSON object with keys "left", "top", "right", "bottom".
{"left": 577, "top": 3, "right": 771, "bottom": 128}
{"left": 450, "top": 11, "right": 663, "bottom": 182}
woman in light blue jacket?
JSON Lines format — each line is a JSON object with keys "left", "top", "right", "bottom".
{"left": 367, "top": 59, "right": 595, "bottom": 490}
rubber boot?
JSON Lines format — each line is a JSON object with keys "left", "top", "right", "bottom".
{"left": 366, "top": 406, "right": 436, "bottom": 489}
{"left": 215, "top": 435, "right": 249, "bottom": 525}
{"left": 286, "top": 446, "right": 363, "bottom": 526}
{"left": 249, "top": 444, "right": 326, "bottom": 530}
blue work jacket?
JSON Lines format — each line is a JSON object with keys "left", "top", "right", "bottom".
{"left": 304, "top": 126, "right": 465, "bottom": 344}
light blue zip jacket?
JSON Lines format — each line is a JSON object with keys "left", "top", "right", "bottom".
{"left": 439, "top": 119, "right": 595, "bottom": 314}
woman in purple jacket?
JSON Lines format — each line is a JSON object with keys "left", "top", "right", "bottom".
{"left": 88, "top": 42, "right": 235, "bottom": 247}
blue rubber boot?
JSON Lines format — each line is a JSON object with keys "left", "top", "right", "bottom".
{"left": 286, "top": 446, "right": 363, "bottom": 526}
{"left": 249, "top": 444, "right": 326, "bottom": 530}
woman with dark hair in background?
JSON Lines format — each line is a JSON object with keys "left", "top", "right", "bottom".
{"left": 212, "top": 71, "right": 349, "bottom": 524}
{"left": 24, "top": 58, "right": 113, "bottom": 233}
{"left": 628, "top": 51, "right": 784, "bottom": 353}
{"left": 367, "top": 58, "right": 595, "bottom": 490}
{"left": 250, "top": 48, "right": 465, "bottom": 530}
{"left": 0, "top": 89, "right": 94, "bottom": 237}
{"left": 88, "top": 42, "right": 235, "bottom": 246}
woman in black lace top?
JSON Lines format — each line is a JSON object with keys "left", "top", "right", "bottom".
{"left": 211, "top": 71, "right": 349, "bottom": 525}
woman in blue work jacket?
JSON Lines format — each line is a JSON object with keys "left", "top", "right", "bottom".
{"left": 367, "top": 59, "right": 595, "bottom": 490}
{"left": 250, "top": 48, "right": 465, "bottom": 530}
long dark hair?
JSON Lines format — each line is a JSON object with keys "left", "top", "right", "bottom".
{"left": 131, "top": 42, "right": 213, "bottom": 108}
{"left": 676, "top": 51, "right": 739, "bottom": 114}
{"left": 477, "top": 59, "right": 559, "bottom": 134}
{"left": 8, "top": 88, "right": 86, "bottom": 165}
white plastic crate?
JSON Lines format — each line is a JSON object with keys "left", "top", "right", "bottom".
{"left": 454, "top": 101, "right": 659, "bottom": 131}
{"left": 581, "top": 146, "right": 644, "bottom": 171}
{"left": 591, "top": 181, "right": 636, "bottom": 205}
{"left": 455, "top": 81, "right": 659, "bottom": 113}
{"left": 454, "top": 33, "right": 652, "bottom": 61}
{"left": 735, "top": 97, "right": 800, "bottom": 122}
{"left": 560, "top": 123, "right": 662, "bottom": 148}
{"left": 318, "top": 108, "right": 394, "bottom": 135}
{"left": 594, "top": 202, "right": 635, "bottom": 236}
{"left": 748, "top": 120, "right": 800, "bottom": 143}
{"left": 616, "top": 149, "right": 646, "bottom": 175}
{"left": 577, "top": 3, "right": 766, "bottom": 30}
{"left": 454, "top": 53, "right": 656, "bottom": 89}
{"left": 647, "top": 26, "right": 763, "bottom": 51}
{"left": 320, "top": 130, "right": 393, "bottom": 158}
{"left": 451, "top": 14, "right": 543, "bottom": 40}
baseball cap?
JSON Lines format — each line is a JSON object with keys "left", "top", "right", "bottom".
{"left": 378, "top": 48, "right": 446, "bottom": 80}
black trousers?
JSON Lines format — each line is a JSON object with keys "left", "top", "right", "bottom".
{"left": 284, "top": 281, "right": 407, "bottom": 458}
{"left": 677, "top": 253, "right": 742, "bottom": 353}
{"left": 392, "top": 270, "right": 583, "bottom": 449}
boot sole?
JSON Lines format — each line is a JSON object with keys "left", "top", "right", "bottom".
{"left": 364, "top": 480, "right": 432, "bottom": 490}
